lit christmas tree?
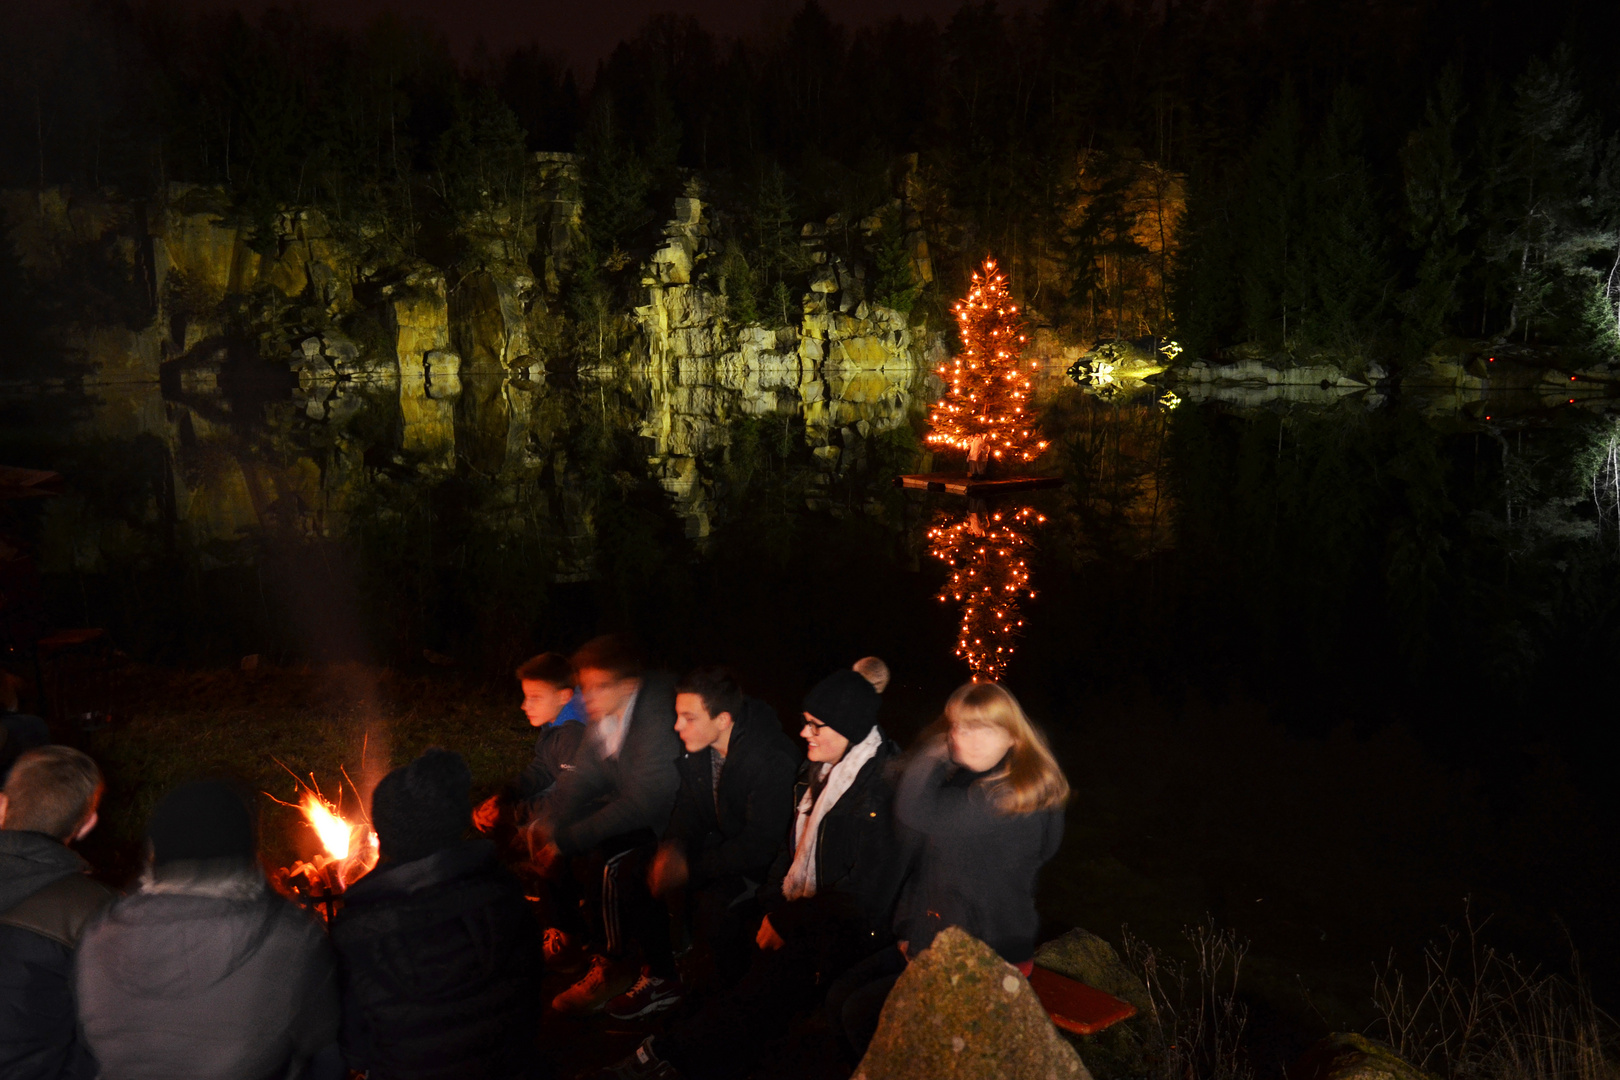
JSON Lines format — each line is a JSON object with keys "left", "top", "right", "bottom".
{"left": 927, "top": 259, "right": 1049, "bottom": 476}
{"left": 928, "top": 502, "right": 1045, "bottom": 681}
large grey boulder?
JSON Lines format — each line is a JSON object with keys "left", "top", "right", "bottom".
{"left": 855, "top": 926, "right": 1092, "bottom": 1080}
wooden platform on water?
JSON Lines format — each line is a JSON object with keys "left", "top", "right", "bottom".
{"left": 896, "top": 472, "right": 1064, "bottom": 496}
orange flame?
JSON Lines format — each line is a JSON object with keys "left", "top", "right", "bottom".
{"left": 301, "top": 791, "right": 357, "bottom": 861}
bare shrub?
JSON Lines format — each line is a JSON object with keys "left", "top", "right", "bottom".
{"left": 1371, "top": 906, "right": 1618, "bottom": 1080}
{"left": 1123, "top": 920, "right": 1257, "bottom": 1080}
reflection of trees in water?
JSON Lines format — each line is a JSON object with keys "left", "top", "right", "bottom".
{"left": 928, "top": 501, "right": 1043, "bottom": 681}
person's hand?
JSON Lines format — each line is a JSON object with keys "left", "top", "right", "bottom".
{"left": 898, "top": 940, "right": 910, "bottom": 962}
{"left": 532, "top": 840, "right": 563, "bottom": 876}
{"left": 756, "top": 915, "right": 786, "bottom": 952}
{"left": 648, "top": 843, "right": 688, "bottom": 897}
{"left": 471, "top": 795, "right": 501, "bottom": 833}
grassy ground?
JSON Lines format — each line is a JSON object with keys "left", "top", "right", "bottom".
{"left": 77, "top": 662, "right": 537, "bottom": 883}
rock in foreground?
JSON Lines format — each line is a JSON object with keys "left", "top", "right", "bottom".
{"left": 856, "top": 927, "right": 1093, "bottom": 1080}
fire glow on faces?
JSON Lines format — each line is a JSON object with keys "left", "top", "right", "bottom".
{"left": 520, "top": 679, "right": 574, "bottom": 727}
{"left": 578, "top": 667, "right": 639, "bottom": 724}
{"left": 674, "top": 692, "right": 731, "bottom": 754}
{"left": 801, "top": 712, "right": 849, "bottom": 764}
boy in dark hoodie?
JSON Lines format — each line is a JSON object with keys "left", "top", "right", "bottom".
{"left": 333, "top": 748, "right": 543, "bottom": 1080}
{"left": 0, "top": 746, "right": 112, "bottom": 1080}
{"left": 473, "top": 652, "right": 587, "bottom": 834}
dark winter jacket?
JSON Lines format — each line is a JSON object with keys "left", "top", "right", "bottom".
{"left": 514, "top": 718, "right": 586, "bottom": 805}
{"left": 892, "top": 739, "right": 1064, "bottom": 964}
{"left": 760, "top": 734, "right": 911, "bottom": 946}
{"left": 545, "top": 672, "right": 681, "bottom": 855}
{"left": 0, "top": 830, "right": 114, "bottom": 1080}
{"left": 664, "top": 698, "right": 799, "bottom": 890}
{"left": 76, "top": 865, "right": 339, "bottom": 1080}
{"left": 332, "top": 838, "right": 541, "bottom": 1080}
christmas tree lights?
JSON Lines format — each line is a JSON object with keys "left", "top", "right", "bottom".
{"left": 927, "top": 258, "right": 1049, "bottom": 476}
{"left": 927, "top": 502, "right": 1046, "bottom": 681}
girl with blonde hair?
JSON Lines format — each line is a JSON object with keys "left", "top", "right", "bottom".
{"left": 825, "top": 680, "right": 1069, "bottom": 1062}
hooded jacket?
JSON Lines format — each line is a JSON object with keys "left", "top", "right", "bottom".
{"left": 664, "top": 697, "right": 800, "bottom": 890}
{"left": 0, "top": 830, "right": 114, "bottom": 1080}
{"left": 760, "top": 734, "right": 910, "bottom": 944}
{"left": 75, "top": 865, "right": 339, "bottom": 1080}
{"left": 331, "top": 838, "right": 541, "bottom": 1080}
{"left": 544, "top": 672, "right": 681, "bottom": 854}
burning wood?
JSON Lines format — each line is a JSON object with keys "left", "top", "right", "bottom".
{"left": 266, "top": 767, "right": 379, "bottom": 917}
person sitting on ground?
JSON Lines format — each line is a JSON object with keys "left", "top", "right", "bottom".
{"left": 824, "top": 680, "right": 1069, "bottom": 1062}
{"left": 852, "top": 656, "right": 890, "bottom": 694}
{"left": 76, "top": 779, "right": 342, "bottom": 1080}
{"left": 626, "top": 667, "right": 797, "bottom": 1016}
{"left": 0, "top": 746, "right": 114, "bottom": 1080}
{"left": 534, "top": 635, "right": 681, "bottom": 1014}
{"left": 473, "top": 651, "right": 588, "bottom": 833}
{"left": 604, "top": 667, "right": 910, "bottom": 1080}
{"left": 333, "top": 748, "right": 543, "bottom": 1080}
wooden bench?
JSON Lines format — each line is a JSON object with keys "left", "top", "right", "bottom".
{"left": 1027, "top": 967, "right": 1138, "bottom": 1036}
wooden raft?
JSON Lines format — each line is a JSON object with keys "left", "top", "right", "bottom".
{"left": 1026, "top": 967, "right": 1138, "bottom": 1036}
{"left": 896, "top": 472, "right": 1064, "bottom": 496}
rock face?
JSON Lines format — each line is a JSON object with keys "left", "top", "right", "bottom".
{"left": 856, "top": 927, "right": 1093, "bottom": 1080}
{"left": 1291, "top": 1033, "right": 1436, "bottom": 1080}
{"left": 633, "top": 187, "right": 928, "bottom": 537}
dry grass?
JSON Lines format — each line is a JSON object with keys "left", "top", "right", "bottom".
{"left": 1372, "top": 906, "right": 1620, "bottom": 1080}
{"left": 1122, "top": 920, "right": 1257, "bottom": 1080}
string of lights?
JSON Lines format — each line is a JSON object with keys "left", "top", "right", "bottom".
{"left": 928, "top": 503, "right": 1046, "bottom": 681}
{"left": 926, "top": 258, "right": 1050, "bottom": 473}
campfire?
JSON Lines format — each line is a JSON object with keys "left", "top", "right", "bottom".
{"left": 266, "top": 767, "right": 379, "bottom": 919}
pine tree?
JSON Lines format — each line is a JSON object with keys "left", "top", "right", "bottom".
{"left": 926, "top": 259, "right": 1047, "bottom": 476}
{"left": 1237, "top": 89, "right": 1304, "bottom": 347}
{"left": 1400, "top": 67, "right": 1471, "bottom": 353}
{"left": 1297, "top": 86, "right": 1393, "bottom": 351}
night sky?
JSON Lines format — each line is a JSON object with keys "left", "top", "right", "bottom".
{"left": 172, "top": 0, "right": 1040, "bottom": 66}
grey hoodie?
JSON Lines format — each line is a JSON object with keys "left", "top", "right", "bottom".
{"left": 75, "top": 864, "right": 339, "bottom": 1080}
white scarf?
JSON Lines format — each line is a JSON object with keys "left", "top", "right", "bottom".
{"left": 781, "top": 726, "right": 883, "bottom": 902}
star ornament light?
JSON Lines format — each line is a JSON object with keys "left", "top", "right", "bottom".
{"left": 926, "top": 259, "right": 1049, "bottom": 471}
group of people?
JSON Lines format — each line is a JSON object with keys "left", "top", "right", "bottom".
{"left": 0, "top": 635, "right": 1070, "bottom": 1080}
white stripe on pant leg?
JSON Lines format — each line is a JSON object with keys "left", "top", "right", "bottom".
{"left": 604, "top": 850, "right": 634, "bottom": 957}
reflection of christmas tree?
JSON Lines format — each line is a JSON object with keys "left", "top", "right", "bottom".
{"left": 927, "top": 259, "right": 1048, "bottom": 477}
{"left": 928, "top": 501, "right": 1045, "bottom": 681}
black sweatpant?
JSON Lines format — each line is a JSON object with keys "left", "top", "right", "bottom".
{"left": 824, "top": 945, "right": 907, "bottom": 1062}
{"left": 591, "top": 831, "right": 675, "bottom": 978}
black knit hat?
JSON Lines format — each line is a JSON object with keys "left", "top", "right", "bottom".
{"left": 802, "top": 668, "right": 881, "bottom": 744}
{"left": 370, "top": 748, "right": 472, "bottom": 864}
{"left": 149, "top": 780, "right": 255, "bottom": 867}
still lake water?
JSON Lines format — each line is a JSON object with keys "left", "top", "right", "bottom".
{"left": 3, "top": 358, "right": 1618, "bottom": 1031}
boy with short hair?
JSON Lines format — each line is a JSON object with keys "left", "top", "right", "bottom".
{"left": 0, "top": 745, "right": 113, "bottom": 1080}
{"left": 474, "top": 652, "right": 587, "bottom": 833}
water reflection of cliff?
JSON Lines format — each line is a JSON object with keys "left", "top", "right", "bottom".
{"left": 0, "top": 174, "right": 932, "bottom": 659}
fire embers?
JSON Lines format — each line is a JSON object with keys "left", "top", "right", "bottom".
{"left": 928, "top": 502, "right": 1044, "bottom": 681}
{"left": 267, "top": 776, "right": 379, "bottom": 917}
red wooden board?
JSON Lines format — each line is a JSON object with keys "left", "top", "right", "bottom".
{"left": 1027, "top": 967, "right": 1138, "bottom": 1035}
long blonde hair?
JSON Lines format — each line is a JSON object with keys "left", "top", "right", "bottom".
{"left": 941, "top": 681, "right": 1069, "bottom": 815}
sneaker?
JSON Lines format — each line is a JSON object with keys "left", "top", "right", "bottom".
{"left": 551, "top": 954, "right": 638, "bottom": 1015}
{"left": 598, "top": 1036, "right": 682, "bottom": 1079}
{"left": 543, "top": 928, "right": 588, "bottom": 976}
{"left": 606, "top": 966, "right": 685, "bottom": 1020}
